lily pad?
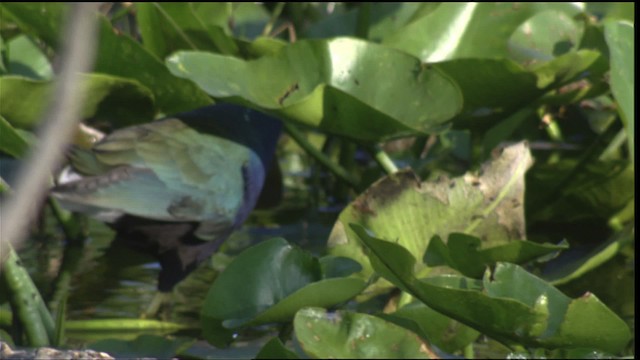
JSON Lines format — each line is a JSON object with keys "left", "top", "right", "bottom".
{"left": 6, "top": 34, "right": 53, "bottom": 80}
{"left": 327, "top": 141, "right": 533, "bottom": 294}
{"left": 0, "top": 3, "right": 213, "bottom": 114}
{"left": 352, "top": 225, "right": 632, "bottom": 353}
{"left": 0, "top": 74, "right": 155, "bottom": 129}
{"left": 166, "top": 37, "right": 463, "bottom": 141}
{"left": 424, "top": 233, "right": 569, "bottom": 278}
{"left": 604, "top": 20, "right": 634, "bottom": 163}
{"left": 0, "top": 115, "right": 29, "bottom": 158}
{"left": 382, "top": 3, "right": 583, "bottom": 62}
{"left": 201, "top": 238, "right": 365, "bottom": 340}
{"left": 294, "top": 307, "right": 438, "bottom": 359}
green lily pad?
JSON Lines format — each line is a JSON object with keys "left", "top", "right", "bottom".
{"left": 0, "top": 3, "right": 213, "bottom": 114}
{"left": 379, "top": 301, "right": 480, "bottom": 353}
{"left": 424, "top": 233, "right": 569, "bottom": 278}
{"left": 508, "top": 10, "right": 584, "bottom": 65}
{"left": 604, "top": 20, "right": 634, "bottom": 164}
{"left": 544, "top": 223, "right": 634, "bottom": 285}
{"left": 166, "top": 37, "right": 463, "bottom": 141}
{"left": 255, "top": 337, "right": 299, "bottom": 359}
{"left": 294, "top": 307, "right": 438, "bottom": 359}
{"left": 0, "top": 3, "right": 67, "bottom": 49}
{"left": 352, "top": 225, "right": 632, "bottom": 353}
{"left": 328, "top": 141, "right": 533, "bottom": 294}
{"left": 0, "top": 74, "right": 155, "bottom": 129}
{"left": 136, "top": 2, "right": 239, "bottom": 59}
{"left": 0, "top": 115, "right": 29, "bottom": 158}
{"left": 93, "top": 17, "right": 213, "bottom": 114}
{"left": 201, "top": 238, "right": 366, "bottom": 340}
{"left": 90, "top": 334, "right": 193, "bottom": 359}
{"left": 383, "top": 3, "right": 583, "bottom": 62}
{"left": 527, "top": 159, "right": 634, "bottom": 223}
{"left": 6, "top": 34, "right": 53, "bottom": 80}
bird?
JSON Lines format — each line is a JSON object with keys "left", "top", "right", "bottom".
{"left": 51, "top": 103, "right": 283, "bottom": 312}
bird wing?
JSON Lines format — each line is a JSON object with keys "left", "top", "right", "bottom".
{"left": 54, "top": 118, "right": 252, "bottom": 228}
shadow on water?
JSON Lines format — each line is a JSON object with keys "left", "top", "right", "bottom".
{"left": 15, "top": 196, "right": 338, "bottom": 341}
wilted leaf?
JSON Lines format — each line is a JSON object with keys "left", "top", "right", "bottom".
{"left": 328, "top": 141, "right": 533, "bottom": 294}
{"left": 294, "top": 307, "right": 438, "bottom": 359}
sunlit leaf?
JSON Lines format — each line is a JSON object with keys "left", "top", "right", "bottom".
{"left": 294, "top": 307, "right": 438, "bottom": 359}
{"left": 424, "top": 233, "right": 568, "bottom": 278}
{"left": 201, "top": 238, "right": 365, "bottom": 339}
{"left": 383, "top": 3, "right": 583, "bottom": 62}
{"left": 6, "top": 34, "right": 53, "bottom": 80}
{"left": 380, "top": 301, "right": 480, "bottom": 353}
{"left": 0, "top": 74, "right": 155, "bottom": 129}
{"left": 167, "top": 37, "right": 463, "bottom": 141}
{"left": 328, "top": 141, "right": 533, "bottom": 294}
{"left": 352, "top": 225, "right": 632, "bottom": 353}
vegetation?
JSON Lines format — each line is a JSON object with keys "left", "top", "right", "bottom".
{"left": 0, "top": 3, "right": 634, "bottom": 358}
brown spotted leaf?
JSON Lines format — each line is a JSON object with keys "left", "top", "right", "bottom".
{"left": 327, "top": 141, "right": 533, "bottom": 296}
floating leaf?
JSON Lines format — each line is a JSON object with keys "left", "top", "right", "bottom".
{"left": 0, "top": 115, "right": 29, "bottom": 158}
{"left": 424, "top": 233, "right": 568, "bottom": 278}
{"left": 604, "top": 20, "right": 634, "bottom": 163}
{"left": 0, "top": 74, "right": 155, "bottom": 129}
{"left": 383, "top": 3, "right": 583, "bottom": 62}
{"left": 255, "top": 337, "right": 299, "bottom": 359}
{"left": 6, "top": 34, "right": 53, "bottom": 80}
{"left": 294, "top": 307, "right": 438, "bottom": 359}
{"left": 167, "top": 37, "right": 463, "bottom": 141}
{"left": 201, "top": 238, "right": 365, "bottom": 342}
{"left": 352, "top": 225, "right": 632, "bottom": 353}
{"left": 328, "top": 141, "right": 533, "bottom": 294}
{"left": 380, "top": 301, "right": 480, "bottom": 353}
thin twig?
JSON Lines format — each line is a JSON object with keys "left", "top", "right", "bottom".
{"left": 0, "top": 3, "right": 100, "bottom": 266}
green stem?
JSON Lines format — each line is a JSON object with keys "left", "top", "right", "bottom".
{"left": 463, "top": 343, "right": 475, "bottom": 359}
{"left": 1, "top": 247, "right": 53, "bottom": 346}
{"left": 337, "top": 140, "right": 358, "bottom": 201}
{"left": 371, "top": 145, "right": 399, "bottom": 174}
{"left": 283, "top": 122, "right": 361, "bottom": 191}
{"left": 355, "top": 3, "right": 371, "bottom": 39}
{"left": 262, "top": 2, "right": 286, "bottom": 36}
{"left": 599, "top": 128, "right": 627, "bottom": 161}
